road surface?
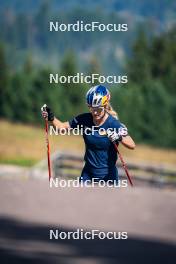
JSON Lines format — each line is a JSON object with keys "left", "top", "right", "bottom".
{"left": 0, "top": 177, "right": 176, "bottom": 264}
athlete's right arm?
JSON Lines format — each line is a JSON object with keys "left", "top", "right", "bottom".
{"left": 52, "top": 117, "right": 70, "bottom": 130}
{"left": 41, "top": 104, "right": 70, "bottom": 130}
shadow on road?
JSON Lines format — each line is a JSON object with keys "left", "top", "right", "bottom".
{"left": 0, "top": 216, "right": 175, "bottom": 264}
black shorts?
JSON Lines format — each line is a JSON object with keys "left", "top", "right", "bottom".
{"left": 80, "top": 166, "right": 118, "bottom": 183}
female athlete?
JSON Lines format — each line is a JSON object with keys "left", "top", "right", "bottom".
{"left": 41, "top": 85, "right": 135, "bottom": 183}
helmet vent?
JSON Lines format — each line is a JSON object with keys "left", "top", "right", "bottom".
{"left": 98, "top": 98, "right": 101, "bottom": 104}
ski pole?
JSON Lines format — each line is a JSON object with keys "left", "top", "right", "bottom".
{"left": 45, "top": 119, "right": 52, "bottom": 181}
{"left": 114, "top": 143, "right": 133, "bottom": 187}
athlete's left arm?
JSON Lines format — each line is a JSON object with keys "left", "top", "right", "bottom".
{"left": 108, "top": 120, "right": 136, "bottom": 149}
{"left": 121, "top": 135, "right": 136, "bottom": 150}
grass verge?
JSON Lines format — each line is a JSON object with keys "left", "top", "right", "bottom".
{"left": 0, "top": 120, "right": 176, "bottom": 167}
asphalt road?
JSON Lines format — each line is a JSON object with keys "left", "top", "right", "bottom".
{"left": 0, "top": 178, "right": 176, "bottom": 264}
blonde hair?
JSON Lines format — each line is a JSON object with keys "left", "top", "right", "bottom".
{"left": 105, "top": 103, "right": 118, "bottom": 119}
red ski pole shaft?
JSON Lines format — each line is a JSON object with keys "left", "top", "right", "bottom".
{"left": 114, "top": 143, "right": 133, "bottom": 187}
{"left": 45, "top": 119, "right": 52, "bottom": 181}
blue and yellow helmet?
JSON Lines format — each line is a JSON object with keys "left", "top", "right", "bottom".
{"left": 86, "top": 85, "right": 110, "bottom": 107}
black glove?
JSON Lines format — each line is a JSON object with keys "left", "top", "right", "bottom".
{"left": 41, "top": 104, "right": 55, "bottom": 121}
{"left": 107, "top": 124, "right": 128, "bottom": 143}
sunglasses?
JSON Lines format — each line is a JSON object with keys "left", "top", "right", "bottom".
{"left": 89, "top": 106, "right": 104, "bottom": 113}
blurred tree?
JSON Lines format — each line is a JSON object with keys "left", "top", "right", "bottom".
{"left": 35, "top": 1, "right": 51, "bottom": 50}
{"left": 139, "top": 80, "right": 173, "bottom": 147}
{"left": 127, "top": 30, "right": 151, "bottom": 84}
{"left": 0, "top": 43, "right": 13, "bottom": 118}
{"left": 121, "top": 27, "right": 176, "bottom": 148}
{"left": 59, "top": 51, "right": 87, "bottom": 120}
{"left": 23, "top": 55, "right": 33, "bottom": 75}
{"left": 151, "top": 27, "right": 176, "bottom": 95}
{"left": 86, "top": 55, "right": 101, "bottom": 85}
{"left": 32, "top": 67, "right": 61, "bottom": 124}
{"left": 10, "top": 72, "right": 33, "bottom": 122}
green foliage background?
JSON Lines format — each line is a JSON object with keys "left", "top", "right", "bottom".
{"left": 0, "top": 2, "right": 176, "bottom": 148}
